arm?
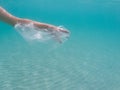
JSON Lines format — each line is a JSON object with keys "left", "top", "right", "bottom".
{"left": 0, "top": 7, "right": 53, "bottom": 28}
{"left": 0, "top": 7, "right": 69, "bottom": 33}
{"left": 0, "top": 7, "right": 20, "bottom": 26}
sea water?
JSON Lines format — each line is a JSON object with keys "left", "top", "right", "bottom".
{"left": 0, "top": 0, "right": 120, "bottom": 90}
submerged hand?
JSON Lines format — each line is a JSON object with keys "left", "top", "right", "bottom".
{"left": 17, "top": 18, "right": 70, "bottom": 43}
{"left": 18, "top": 19, "right": 69, "bottom": 34}
{"left": 0, "top": 7, "right": 70, "bottom": 43}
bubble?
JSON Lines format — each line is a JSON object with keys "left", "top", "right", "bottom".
{"left": 14, "top": 23, "right": 70, "bottom": 43}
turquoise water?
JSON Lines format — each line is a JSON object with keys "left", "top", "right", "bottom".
{"left": 0, "top": 0, "right": 120, "bottom": 90}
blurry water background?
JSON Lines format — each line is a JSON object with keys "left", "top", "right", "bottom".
{"left": 0, "top": 0, "right": 120, "bottom": 90}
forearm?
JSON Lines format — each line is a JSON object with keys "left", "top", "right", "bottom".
{"left": 0, "top": 7, "right": 51, "bottom": 28}
{"left": 0, "top": 7, "right": 20, "bottom": 26}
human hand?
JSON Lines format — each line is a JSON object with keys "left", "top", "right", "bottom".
{"left": 17, "top": 18, "right": 70, "bottom": 43}
{"left": 18, "top": 18, "right": 69, "bottom": 33}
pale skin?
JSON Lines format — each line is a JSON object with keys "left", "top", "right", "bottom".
{"left": 0, "top": 7, "right": 69, "bottom": 35}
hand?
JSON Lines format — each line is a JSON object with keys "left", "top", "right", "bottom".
{"left": 18, "top": 18, "right": 69, "bottom": 34}
{"left": 17, "top": 18, "right": 70, "bottom": 43}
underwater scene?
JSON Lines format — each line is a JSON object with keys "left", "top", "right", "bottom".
{"left": 0, "top": 0, "right": 120, "bottom": 90}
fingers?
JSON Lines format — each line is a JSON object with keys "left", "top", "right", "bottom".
{"left": 59, "top": 29, "right": 69, "bottom": 33}
{"left": 20, "top": 19, "right": 70, "bottom": 34}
